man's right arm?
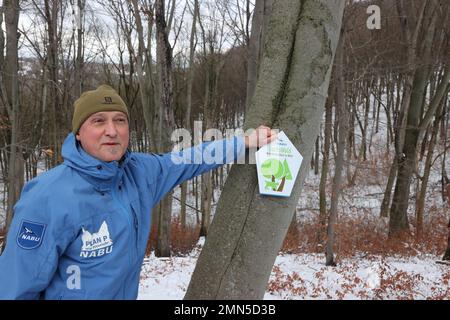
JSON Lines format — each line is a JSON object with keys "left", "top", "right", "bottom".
{"left": 0, "top": 187, "right": 67, "bottom": 299}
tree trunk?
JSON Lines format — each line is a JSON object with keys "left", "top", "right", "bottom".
{"left": 197, "top": 9, "right": 225, "bottom": 237}
{"left": 314, "top": 135, "right": 320, "bottom": 175}
{"left": 44, "top": 0, "right": 61, "bottom": 165}
{"left": 155, "top": 193, "right": 173, "bottom": 257}
{"left": 325, "top": 28, "right": 346, "bottom": 267}
{"left": 130, "top": 0, "right": 156, "bottom": 152}
{"left": 245, "top": 0, "right": 273, "bottom": 114}
{"left": 199, "top": 172, "right": 212, "bottom": 237}
{"left": 154, "top": 0, "right": 175, "bottom": 257}
{"left": 180, "top": 0, "right": 199, "bottom": 229}
{"left": 441, "top": 100, "right": 449, "bottom": 204}
{"left": 443, "top": 215, "right": 450, "bottom": 261}
{"left": 1, "top": 0, "right": 21, "bottom": 253}
{"left": 379, "top": 154, "right": 397, "bottom": 218}
{"left": 389, "top": 7, "right": 446, "bottom": 238}
{"left": 0, "top": 6, "right": 4, "bottom": 68}
{"left": 415, "top": 114, "right": 440, "bottom": 240}
{"left": 318, "top": 92, "right": 333, "bottom": 247}
{"left": 74, "top": 0, "right": 85, "bottom": 97}
{"left": 389, "top": 68, "right": 427, "bottom": 237}
{"left": 185, "top": 0, "right": 345, "bottom": 299}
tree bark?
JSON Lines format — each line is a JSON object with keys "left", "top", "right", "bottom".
{"left": 314, "top": 135, "right": 320, "bottom": 175}
{"left": 443, "top": 215, "right": 450, "bottom": 261}
{"left": 130, "top": 0, "right": 157, "bottom": 152}
{"left": 318, "top": 91, "right": 333, "bottom": 247}
{"left": 245, "top": 0, "right": 273, "bottom": 114}
{"left": 185, "top": 0, "right": 345, "bottom": 299}
{"left": 325, "top": 27, "right": 346, "bottom": 267}
{"left": 44, "top": 0, "right": 61, "bottom": 165}
{"left": 0, "top": 7, "right": 4, "bottom": 69}
{"left": 74, "top": 0, "right": 85, "bottom": 97}
{"left": 415, "top": 105, "right": 442, "bottom": 240}
{"left": 180, "top": 0, "right": 199, "bottom": 229}
{"left": 1, "top": 0, "right": 21, "bottom": 253}
{"left": 154, "top": 0, "right": 175, "bottom": 257}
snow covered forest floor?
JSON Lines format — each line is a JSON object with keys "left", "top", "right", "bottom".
{"left": 138, "top": 242, "right": 449, "bottom": 300}
{"left": 138, "top": 174, "right": 449, "bottom": 300}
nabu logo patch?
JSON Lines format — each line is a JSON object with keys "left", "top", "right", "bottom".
{"left": 80, "top": 221, "right": 113, "bottom": 258}
{"left": 17, "top": 220, "right": 46, "bottom": 250}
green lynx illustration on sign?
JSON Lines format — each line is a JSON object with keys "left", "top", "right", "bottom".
{"left": 256, "top": 131, "right": 302, "bottom": 197}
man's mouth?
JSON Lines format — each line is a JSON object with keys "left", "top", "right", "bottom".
{"left": 103, "top": 142, "right": 120, "bottom": 146}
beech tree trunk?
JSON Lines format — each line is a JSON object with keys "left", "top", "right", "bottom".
{"left": 185, "top": 0, "right": 345, "bottom": 299}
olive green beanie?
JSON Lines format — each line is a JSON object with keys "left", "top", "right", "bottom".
{"left": 72, "top": 84, "right": 129, "bottom": 134}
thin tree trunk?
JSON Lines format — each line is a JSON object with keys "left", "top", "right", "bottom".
{"left": 2, "top": 0, "right": 21, "bottom": 252}
{"left": 154, "top": 0, "right": 175, "bottom": 257}
{"left": 415, "top": 117, "right": 439, "bottom": 240}
{"left": 318, "top": 92, "right": 333, "bottom": 247}
{"left": 326, "top": 28, "right": 346, "bottom": 267}
{"left": 44, "top": 0, "right": 60, "bottom": 166}
{"left": 130, "top": 0, "right": 157, "bottom": 152}
{"left": 199, "top": 172, "right": 212, "bottom": 237}
{"left": 314, "top": 136, "right": 320, "bottom": 175}
{"left": 74, "top": 0, "right": 84, "bottom": 97}
{"left": 443, "top": 215, "right": 450, "bottom": 261}
{"left": 180, "top": 0, "right": 199, "bottom": 229}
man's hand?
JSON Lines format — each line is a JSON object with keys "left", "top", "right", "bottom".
{"left": 244, "top": 125, "right": 278, "bottom": 149}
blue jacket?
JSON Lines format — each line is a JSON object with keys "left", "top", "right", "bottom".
{"left": 0, "top": 133, "right": 245, "bottom": 299}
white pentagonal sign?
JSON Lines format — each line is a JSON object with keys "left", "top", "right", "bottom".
{"left": 255, "top": 131, "right": 302, "bottom": 197}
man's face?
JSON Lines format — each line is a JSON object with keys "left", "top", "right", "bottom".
{"left": 76, "top": 111, "right": 129, "bottom": 162}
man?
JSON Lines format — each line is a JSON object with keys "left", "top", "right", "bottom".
{"left": 0, "top": 85, "right": 277, "bottom": 299}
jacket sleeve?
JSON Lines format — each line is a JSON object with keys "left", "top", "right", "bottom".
{"left": 145, "top": 136, "right": 246, "bottom": 206}
{"left": 0, "top": 183, "right": 72, "bottom": 299}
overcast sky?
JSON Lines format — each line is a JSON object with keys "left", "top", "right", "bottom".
{"left": 1, "top": 0, "right": 252, "bottom": 65}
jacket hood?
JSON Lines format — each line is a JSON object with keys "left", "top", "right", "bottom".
{"left": 62, "top": 133, "right": 130, "bottom": 191}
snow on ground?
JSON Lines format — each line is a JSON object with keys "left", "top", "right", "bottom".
{"left": 138, "top": 238, "right": 449, "bottom": 300}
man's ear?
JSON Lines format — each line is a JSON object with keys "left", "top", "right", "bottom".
{"left": 75, "top": 133, "right": 81, "bottom": 141}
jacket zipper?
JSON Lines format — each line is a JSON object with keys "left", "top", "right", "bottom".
{"left": 111, "top": 180, "right": 138, "bottom": 263}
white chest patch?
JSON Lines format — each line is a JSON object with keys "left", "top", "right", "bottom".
{"left": 80, "top": 221, "right": 113, "bottom": 258}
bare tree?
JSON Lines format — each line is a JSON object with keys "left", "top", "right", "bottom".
{"left": 326, "top": 27, "right": 348, "bottom": 267}
{"left": 379, "top": 0, "right": 427, "bottom": 218}
{"left": 73, "top": 0, "right": 86, "bottom": 97}
{"left": 318, "top": 91, "right": 333, "bottom": 247}
{"left": 0, "top": 0, "right": 21, "bottom": 252}
{"left": 129, "top": 0, "right": 157, "bottom": 152}
{"left": 154, "top": 0, "right": 176, "bottom": 257}
{"left": 180, "top": 0, "right": 199, "bottom": 229}
{"left": 389, "top": 1, "right": 449, "bottom": 238}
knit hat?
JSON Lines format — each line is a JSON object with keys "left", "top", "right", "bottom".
{"left": 72, "top": 85, "right": 129, "bottom": 133}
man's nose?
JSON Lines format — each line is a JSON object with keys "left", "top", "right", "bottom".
{"left": 105, "top": 120, "right": 118, "bottom": 137}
